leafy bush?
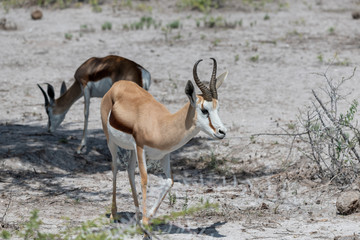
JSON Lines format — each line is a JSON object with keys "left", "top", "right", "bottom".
{"left": 297, "top": 68, "right": 360, "bottom": 184}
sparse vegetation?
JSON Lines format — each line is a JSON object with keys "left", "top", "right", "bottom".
{"left": 242, "top": 0, "right": 288, "bottom": 11}
{"left": 1, "top": 0, "right": 104, "bottom": 10}
{"left": 64, "top": 32, "right": 73, "bottom": 40}
{"left": 328, "top": 26, "right": 335, "bottom": 35}
{"left": 177, "top": 0, "right": 226, "bottom": 13}
{"left": 211, "top": 38, "right": 221, "bottom": 47}
{"left": 250, "top": 54, "right": 259, "bottom": 62}
{"left": 168, "top": 191, "right": 177, "bottom": 207}
{"left": 196, "top": 15, "right": 241, "bottom": 28}
{"left": 124, "top": 16, "right": 161, "bottom": 30}
{"left": 296, "top": 68, "right": 360, "bottom": 184}
{"left": 317, "top": 53, "right": 323, "bottom": 63}
{"left": 5, "top": 202, "right": 218, "bottom": 239}
{"left": 102, "top": 21, "right": 112, "bottom": 31}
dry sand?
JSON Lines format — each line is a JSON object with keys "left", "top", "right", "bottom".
{"left": 1, "top": 0, "right": 360, "bottom": 239}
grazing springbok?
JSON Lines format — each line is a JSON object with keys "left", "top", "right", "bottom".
{"left": 101, "top": 58, "right": 228, "bottom": 227}
{"left": 38, "top": 55, "right": 151, "bottom": 153}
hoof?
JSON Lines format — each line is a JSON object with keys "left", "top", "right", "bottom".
{"left": 76, "top": 144, "right": 86, "bottom": 154}
{"left": 110, "top": 213, "right": 120, "bottom": 223}
{"left": 142, "top": 234, "right": 152, "bottom": 240}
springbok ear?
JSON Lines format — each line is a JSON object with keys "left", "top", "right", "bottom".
{"left": 185, "top": 80, "right": 196, "bottom": 107}
{"left": 60, "top": 81, "right": 67, "bottom": 96}
{"left": 46, "top": 83, "right": 55, "bottom": 104}
{"left": 216, "top": 71, "right": 228, "bottom": 89}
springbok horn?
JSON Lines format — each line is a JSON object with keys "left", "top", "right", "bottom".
{"left": 37, "top": 84, "right": 49, "bottom": 106}
{"left": 193, "top": 59, "right": 212, "bottom": 101}
{"left": 209, "top": 58, "right": 218, "bottom": 99}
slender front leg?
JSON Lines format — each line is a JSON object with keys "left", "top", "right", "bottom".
{"left": 128, "top": 150, "right": 141, "bottom": 223}
{"left": 149, "top": 154, "right": 174, "bottom": 219}
{"left": 77, "top": 87, "right": 90, "bottom": 153}
{"left": 136, "top": 145, "right": 149, "bottom": 226}
{"left": 108, "top": 141, "right": 119, "bottom": 221}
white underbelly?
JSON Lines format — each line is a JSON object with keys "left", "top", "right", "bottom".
{"left": 88, "top": 77, "right": 113, "bottom": 98}
{"left": 107, "top": 114, "right": 169, "bottom": 160}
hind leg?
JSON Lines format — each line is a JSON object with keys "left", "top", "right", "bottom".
{"left": 128, "top": 150, "right": 141, "bottom": 223}
{"left": 108, "top": 141, "right": 119, "bottom": 221}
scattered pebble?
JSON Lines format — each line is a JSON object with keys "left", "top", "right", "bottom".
{"left": 0, "top": 18, "right": 17, "bottom": 31}
{"left": 31, "top": 10, "right": 43, "bottom": 20}
{"left": 352, "top": 12, "right": 360, "bottom": 19}
{"left": 336, "top": 191, "right": 360, "bottom": 215}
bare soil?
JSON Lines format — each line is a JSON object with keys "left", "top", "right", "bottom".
{"left": 1, "top": 0, "right": 360, "bottom": 239}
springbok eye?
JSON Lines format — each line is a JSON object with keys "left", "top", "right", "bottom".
{"left": 201, "top": 108, "right": 209, "bottom": 115}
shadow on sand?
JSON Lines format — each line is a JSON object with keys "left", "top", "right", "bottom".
{"left": 112, "top": 211, "right": 227, "bottom": 238}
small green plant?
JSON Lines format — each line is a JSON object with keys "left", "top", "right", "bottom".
{"left": 19, "top": 209, "right": 58, "bottom": 239}
{"left": 234, "top": 54, "right": 240, "bottom": 63}
{"left": 317, "top": 53, "right": 323, "bottom": 63}
{"left": 287, "top": 122, "right": 296, "bottom": 130}
{"left": 340, "top": 100, "right": 358, "bottom": 126}
{"left": 90, "top": 0, "right": 102, "bottom": 12}
{"left": 205, "top": 15, "right": 223, "bottom": 27}
{"left": 264, "top": 13, "right": 270, "bottom": 20}
{"left": 127, "top": 16, "right": 159, "bottom": 30}
{"left": 136, "top": 3, "right": 152, "bottom": 12}
{"left": 58, "top": 137, "right": 68, "bottom": 144}
{"left": 182, "top": 193, "right": 188, "bottom": 212}
{"left": 212, "top": 38, "right": 221, "bottom": 46}
{"left": 102, "top": 21, "right": 112, "bottom": 30}
{"left": 151, "top": 201, "right": 218, "bottom": 226}
{"left": 168, "top": 191, "right": 177, "bottom": 207}
{"left": 168, "top": 20, "right": 181, "bottom": 29}
{"left": 250, "top": 55, "right": 259, "bottom": 62}
{"left": 177, "top": 0, "right": 225, "bottom": 13}
{"left": 64, "top": 32, "right": 73, "bottom": 40}
{"left": 328, "top": 26, "right": 335, "bottom": 34}
{"left": 1, "top": 230, "right": 11, "bottom": 240}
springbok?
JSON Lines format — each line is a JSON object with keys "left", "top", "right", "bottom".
{"left": 38, "top": 55, "right": 151, "bottom": 153}
{"left": 101, "top": 58, "right": 228, "bottom": 227}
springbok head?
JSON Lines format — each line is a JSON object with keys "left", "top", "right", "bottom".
{"left": 185, "top": 58, "right": 228, "bottom": 139}
{"left": 37, "top": 82, "right": 67, "bottom": 132}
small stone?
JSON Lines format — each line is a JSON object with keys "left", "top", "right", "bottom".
{"left": 260, "top": 202, "right": 269, "bottom": 210}
{"left": 0, "top": 18, "right": 17, "bottom": 31}
{"left": 352, "top": 12, "right": 360, "bottom": 19}
{"left": 31, "top": 10, "right": 43, "bottom": 20}
{"left": 336, "top": 191, "right": 360, "bottom": 215}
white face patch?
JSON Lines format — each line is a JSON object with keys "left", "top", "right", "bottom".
{"left": 196, "top": 99, "right": 227, "bottom": 139}
{"left": 47, "top": 107, "right": 66, "bottom": 132}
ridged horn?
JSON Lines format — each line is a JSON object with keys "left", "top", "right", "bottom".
{"left": 210, "top": 58, "right": 218, "bottom": 99}
{"left": 193, "top": 59, "right": 212, "bottom": 101}
{"left": 37, "top": 84, "right": 49, "bottom": 106}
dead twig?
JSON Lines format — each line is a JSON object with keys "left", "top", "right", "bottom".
{"left": 1, "top": 193, "right": 12, "bottom": 225}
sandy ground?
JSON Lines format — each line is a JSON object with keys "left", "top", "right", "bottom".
{"left": 1, "top": 0, "right": 360, "bottom": 239}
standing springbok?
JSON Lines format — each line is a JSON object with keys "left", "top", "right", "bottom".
{"left": 38, "top": 55, "right": 151, "bottom": 153}
{"left": 101, "top": 58, "right": 228, "bottom": 227}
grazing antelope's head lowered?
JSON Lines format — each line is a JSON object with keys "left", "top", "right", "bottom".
{"left": 37, "top": 82, "right": 67, "bottom": 133}
{"left": 186, "top": 58, "right": 228, "bottom": 139}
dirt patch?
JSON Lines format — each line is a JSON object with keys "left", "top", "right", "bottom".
{"left": 1, "top": 0, "right": 360, "bottom": 239}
